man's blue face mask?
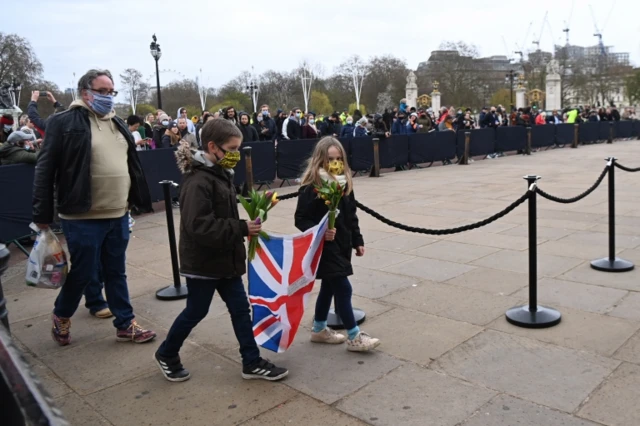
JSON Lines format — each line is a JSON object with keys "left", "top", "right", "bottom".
{"left": 87, "top": 91, "right": 114, "bottom": 116}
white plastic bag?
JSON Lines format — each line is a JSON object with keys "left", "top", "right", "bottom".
{"left": 25, "top": 224, "right": 68, "bottom": 289}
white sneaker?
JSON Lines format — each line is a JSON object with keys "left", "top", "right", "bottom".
{"left": 311, "top": 328, "right": 347, "bottom": 344}
{"left": 346, "top": 332, "right": 380, "bottom": 352}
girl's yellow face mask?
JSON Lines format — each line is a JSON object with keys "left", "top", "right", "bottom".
{"left": 328, "top": 160, "right": 344, "bottom": 176}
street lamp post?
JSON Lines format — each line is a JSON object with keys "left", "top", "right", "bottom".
{"left": 505, "top": 70, "right": 518, "bottom": 111}
{"left": 246, "top": 80, "right": 259, "bottom": 113}
{"left": 149, "top": 34, "right": 163, "bottom": 110}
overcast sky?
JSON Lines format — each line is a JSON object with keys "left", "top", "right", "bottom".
{"left": 4, "top": 0, "right": 639, "bottom": 101}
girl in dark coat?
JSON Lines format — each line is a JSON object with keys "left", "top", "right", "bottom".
{"left": 301, "top": 113, "right": 319, "bottom": 139}
{"left": 295, "top": 137, "right": 380, "bottom": 352}
{"left": 237, "top": 112, "right": 259, "bottom": 142}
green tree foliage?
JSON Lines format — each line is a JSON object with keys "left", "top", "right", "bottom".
{"left": 490, "top": 89, "right": 511, "bottom": 109}
{"left": 348, "top": 103, "right": 366, "bottom": 116}
{"left": 134, "top": 103, "right": 157, "bottom": 117}
{"left": 624, "top": 69, "right": 640, "bottom": 106}
{"left": 309, "top": 91, "right": 333, "bottom": 116}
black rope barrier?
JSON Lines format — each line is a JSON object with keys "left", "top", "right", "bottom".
{"left": 355, "top": 193, "right": 529, "bottom": 235}
{"left": 535, "top": 164, "right": 609, "bottom": 204}
{"left": 277, "top": 191, "right": 300, "bottom": 201}
{"left": 615, "top": 162, "right": 640, "bottom": 173}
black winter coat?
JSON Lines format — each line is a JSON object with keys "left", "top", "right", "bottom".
{"left": 176, "top": 146, "right": 249, "bottom": 279}
{"left": 295, "top": 185, "right": 364, "bottom": 279}
{"left": 286, "top": 119, "right": 302, "bottom": 140}
{"left": 32, "top": 108, "right": 152, "bottom": 224}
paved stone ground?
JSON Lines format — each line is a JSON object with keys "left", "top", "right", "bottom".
{"left": 4, "top": 141, "right": 640, "bottom": 426}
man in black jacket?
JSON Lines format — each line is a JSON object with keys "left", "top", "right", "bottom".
{"left": 33, "top": 69, "right": 156, "bottom": 347}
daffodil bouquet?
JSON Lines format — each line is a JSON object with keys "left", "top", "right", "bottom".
{"left": 314, "top": 179, "right": 344, "bottom": 229}
{"left": 238, "top": 190, "right": 279, "bottom": 261}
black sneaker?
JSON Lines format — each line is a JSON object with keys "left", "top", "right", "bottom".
{"left": 242, "top": 358, "right": 288, "bottom": 381}
{"left": 154, "top": 351, "right": 191, "bottom": 382}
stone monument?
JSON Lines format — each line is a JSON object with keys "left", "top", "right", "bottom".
{"left": 431, "top": 81, "right": 441, "bottom": 113}
{"left": 515, "top": 75, "right": 526, "bottom": 109}
{"left": 405, "top": 71, "right": 418, "bottom": 109}
{"left": 545, "top": 59, "right": 562, "bottom": 111}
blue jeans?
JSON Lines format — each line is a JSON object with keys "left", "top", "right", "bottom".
{"left": 158, "top": 277, "right": 261, "bottom": 366}
{"left": 315, "top": 276, "right": 356, "bottom": 330}
{"left": 83, "top": 272, "right": 108, "bottom": 314}
{"left": 54, "top": 215, "right": 135, "bottom": 330}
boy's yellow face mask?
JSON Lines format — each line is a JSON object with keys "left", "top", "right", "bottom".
{"left": 217, "top": 150, "right": 241, "bottom": 169}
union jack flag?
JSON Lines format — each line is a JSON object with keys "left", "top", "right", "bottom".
{"left": 248, "top": 214, "right": 329, "bottom": 353}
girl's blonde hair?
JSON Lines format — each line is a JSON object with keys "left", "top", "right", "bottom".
{"left": 300, "top": 136, "right": 353, "bottom": 195}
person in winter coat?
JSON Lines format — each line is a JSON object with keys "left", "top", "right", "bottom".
{"left": 177, "top": 117, "right": 198, "bottom": 148}
{"left": 0, "top": 130, "right": 38, "bottom": 165}
{"left": 153, "top": 113, "right": 170, "bottom": 148}
{"left": 416, "top": 110, "right": 432, "bottom": 133}
{"left": 354, "top": 117, "right": 369, "bottom": 137}
{"left": 161, "top": 121, "right": 182, "bottom": 148}
{"left": 352, "top": 109, "right": 363, "bottom": 124}
{"left": 237, "top": 112, "right": 259, "bottom": 142}
{"left": 406, "top": 113, "right": 422, "bottom": 133}
{"left": 320, "top": 113, "right": 342, "bottom": 137}
{"left": 284, "top": 108, "right": 302, "bottom": 140}
{"left": 438, "top": 115, "right": 454, "bottom": 131}
{"left": 340, "top": 116, "right": 355, "bottom": 139}
{"left": 295, "top": 137, "right": 380, "bottom": 351}
{"left": 302, "top": 113, "right": 319, "bottom": 139}
{"left": 535, "top": 112, "right": 546, "bottom": 125}
{"left": 391, "top": 112, "right": 408, "bottom": 135}
{"left": 223, "top": 106, "right": 238, "bottom": 125}
{"left": 176, "top": 107, "right": 196, "bottom": 133}
{"left": 154, "top": 119, "right": 288, "bottom": 383}
{"left": 254, "top": 105, "right": 277, "bottom": 141}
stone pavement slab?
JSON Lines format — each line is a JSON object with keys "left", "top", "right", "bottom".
{"left": 471, "top": 249, "right": 584, "bottom": 278}
{"left": 577, "top": 363, "right": 640, "bottom": 426}
{"left": 362, "top": 308, "right": 482, "bottom": 365}
{"left": 84, "top": 352, "right": 298, "bottom": 426}
{"left": 489, "top": 306, "right": 639, "bottom": 357}
{"left": 301, "top": 293, "right": 393, "bottom": 330}
{"left": 511, "top": 278, "right": 628, "bottom": 314}
{"left": 614, "top": 330, "right": 640, "bottom": 365}
{"left": 537, "top": 239, "right": 625, "bottom": 261}
{"left": 242, "top": 338, "right": 404, "bottom": 404}
{"left": 241, "top": 394, "right": 367, "bottom": 426}
{"left": 366, "top": 233, "right": 437, "bottom": 253}
{"left": 499, "top": 224, "right": 576, "bottom": 240}
{"left": 382, "top": 281, "right": 522, "bottom": 326}
{"left": 382, "top": 257, "right": 476, "bottom": 282}
{"left": 336, "top": 364, "right": 497, "bottom": 426}
{"left": 349, "top": 266, "right": 421, "bottom": 299}
{"left": 435, "top": 330, "right": 620, "bottom": 412}
{"left": 351, "top": 247, "right": 416, "bottom": 270}
{"left": 39, "top": 328, "right": 202, "bottom": 396}
{"left": 404, "top": 240, "right": 500, "bottom": 263}
{"left": 54, "top": 393, "right": 111, "bottom": 426}
{"left": 608, "top": 292, "right": 640, "bottom": 321}
{"left": 559, "top": 262, "right": 640, "bottom": 291}
{"left": 463, "top": 394, "right": 601, "bottom": 426}
{"left": 444, "top": 267, "right": 528, "bottom": 295}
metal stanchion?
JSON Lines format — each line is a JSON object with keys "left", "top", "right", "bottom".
{"left": 591, "top": 158, "right": 634, "bottom": 272}
{"left": 526, "top": 127, "right": 532, "bottom": 155}
{"left": 155, "top": 180, "right": 188, "bottom": 300}
{"left": 607, "top": 122, "right": 614, "bottom": 144}
{"left": 242, "top": 146, "right": 254, "bottom": 196}
{"left": 572, "top": 124, "right": 579, "bottom": 148}
{"left": 505, "top": 175, "right": 562, "bottom": 328}
{"left": 369, "top": 138, "right": 380, "bottom": 177}
{"left": 327, "top": 309, "right": 366, "bottom": 330}
{"left": 459, "top": 132, "right": 470, "bottom": 165}
{"left": 0, "top": 243, "right": 9, "bottom": 332}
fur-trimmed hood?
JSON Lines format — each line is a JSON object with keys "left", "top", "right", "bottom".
{"left": 175, "top": 141, "right": 210, "bottom": 174}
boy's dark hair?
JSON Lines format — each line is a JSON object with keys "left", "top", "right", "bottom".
{"left": 126, "top": 115, "right": 142, "bottom": 126}
{"left": 200, "top": 118, "right": 242, "bottom": 152}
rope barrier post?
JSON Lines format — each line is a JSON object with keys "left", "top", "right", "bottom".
{"left": 607, "top": 122, "right": 613, "bottom": 144}
{"left": 526, "top": 127, "right": 532, "bottom": 155}
{"left": 327, "top": 309, "right": 366, "bottom": 330}
{"left": 591, "top": 158, "right": 635, "bottom": 272}
{"left": 459, "top": 132, "right": 470, "bottom": 165}
{"left": 506, "top": 175, "right": 562, "bottom": 329}
{"left": 572, "top": 124, "right": 579, "bottom": 148}
{"left": 370, "top": 138, "right": 381, "bottom": 177}
{"left": 242, "top": 146, "right": 254, "bottom": 196}
{"left": 156, "top": 180, "right": 189, "bottom": 301}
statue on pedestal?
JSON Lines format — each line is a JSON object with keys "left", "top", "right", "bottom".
{"left": 546, "top": 59, "right": 560, "bottom": 76}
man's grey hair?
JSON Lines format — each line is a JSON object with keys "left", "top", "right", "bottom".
{"left": 77, "top": 69, "right": 114, "bottom": 92}
{"left": 177, "top": 117, "right": 187, "bottom": 123}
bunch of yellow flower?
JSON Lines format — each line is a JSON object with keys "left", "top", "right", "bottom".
{"left": 313, "top": 180, "right": 344, "bottom": 229}
{"left": 238, "top": 190, "right": 279, "bottom": 261}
